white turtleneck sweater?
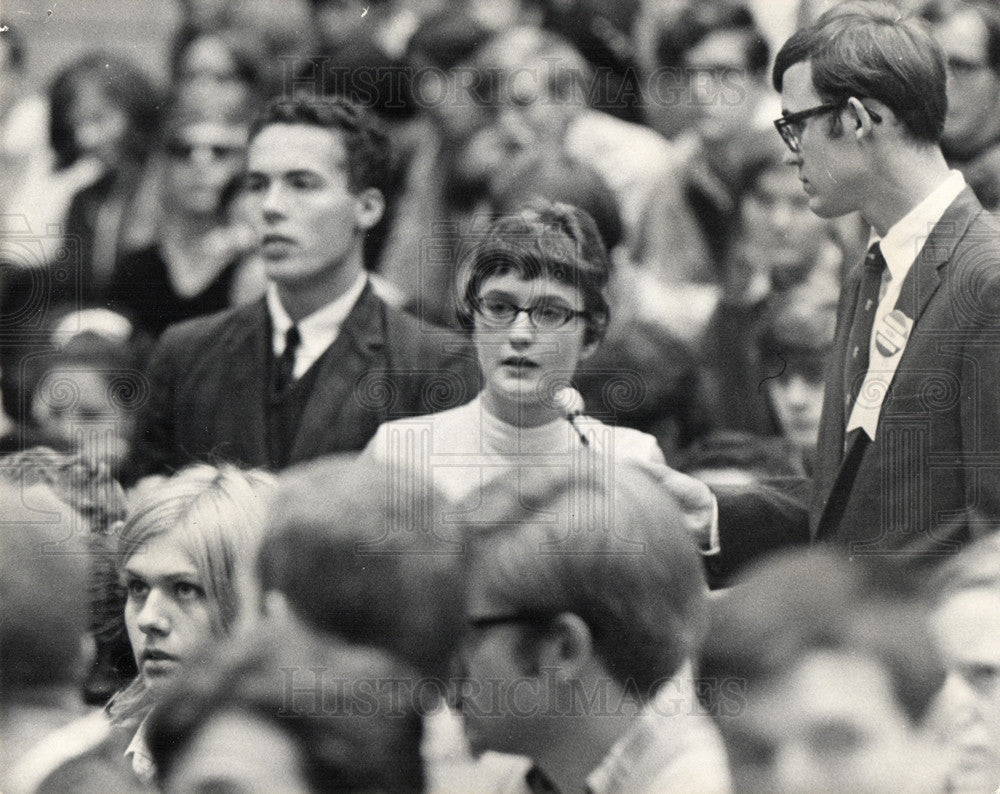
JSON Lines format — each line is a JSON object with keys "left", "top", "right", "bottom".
{"left": 363, "top": 395, "right": 665, "bottom": 505}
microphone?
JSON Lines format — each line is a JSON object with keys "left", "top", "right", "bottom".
{"left": 555, "top": 387, "right": 589, "bottom": 447}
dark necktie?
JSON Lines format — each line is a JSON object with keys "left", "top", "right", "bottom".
{"left": 843, "top": 242, "right": 887, "bottom": 421}
{"left": 275, "top": 325, "right": 301, "bottom": 393}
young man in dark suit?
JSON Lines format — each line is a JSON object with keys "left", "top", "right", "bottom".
{"left": 129, "top": 98, "right": 476, "bottom": 479}
{"left": 689, "top": 2, "right": 1000, "bottom": 577}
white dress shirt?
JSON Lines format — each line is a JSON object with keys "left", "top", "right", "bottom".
{"left": 265, "top": 273, "right": 368, "bottom": 380}
{"left": 847, "top": 170, "right": 967, "bottom": 440}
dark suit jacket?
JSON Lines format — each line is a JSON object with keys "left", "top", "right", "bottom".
{"left": 714, "top": 188, "right": 1000, "bottom": 577}
{"left": 129, "top": 283, "right": 478, "bottom": 480}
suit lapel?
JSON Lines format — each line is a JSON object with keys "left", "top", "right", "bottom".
{"left": 810, "top": 265, "right": 863, "bottom": 536}
{"left": 288, "top": 285, "right": 384, "bottom": 461}
{"left": 813, "top": 187, "right": 983, "bottom": 538}
{"left": 226, "top": 301, "right": 271, "bottom": 463}
{"left": 891, "top": 187, "right": 980, "bottom": 328}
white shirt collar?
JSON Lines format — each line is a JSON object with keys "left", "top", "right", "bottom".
{"left": 265, "top": 273, "right": 367, "bottom": 376}
{"left": 124, "top": 715, "right": 156, "bottom": 785}
{"left": 874, "top": 170, "right": 966, "bottom": 282}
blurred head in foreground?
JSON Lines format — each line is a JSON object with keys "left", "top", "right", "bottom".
{"left": 702, "top": 549, "right": 947, "bottom": 793}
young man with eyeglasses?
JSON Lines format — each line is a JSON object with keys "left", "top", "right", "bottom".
{"left": 696, "top": 1, "right": 1000, "bottom": 577}
{"left": 453, "top": 461, "right": 730, "bottom": 794}
{"left": 129, "top": 97, "right": 476, "bottom": 480}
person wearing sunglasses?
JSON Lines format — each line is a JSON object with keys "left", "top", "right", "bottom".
{"left": 364, "top": 201, "right": 671, "bottom": 504}
{"left": 698, "top": 1, "right": 1000, "bottom": 580}
{"left": 106, "top": 102, "right": 256, "bottom": 338}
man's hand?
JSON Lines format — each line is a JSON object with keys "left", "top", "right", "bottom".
{"left": 658, "top": 465, "right": 716, "bottom": 551}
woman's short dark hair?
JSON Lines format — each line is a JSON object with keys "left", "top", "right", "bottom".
{"left": 457, "top": 202, "right": 612, "bottom": 345}
{"left": 48, "top": 52, "right": 161, "bottom": 170}
{"left": 772, "top": 1, "right": 947, "bottom": 144}
{"left": 248, "top": 96, "right": 392, "bottom": 194}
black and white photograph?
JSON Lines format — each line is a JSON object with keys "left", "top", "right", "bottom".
{"left": 3, "top": 0, "right": 1000, "bottom": 790}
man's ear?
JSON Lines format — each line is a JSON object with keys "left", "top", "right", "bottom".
{"left": 354, "top": 187, "right": 386, "bottom": 231}
{"left": 578, "top": 336, "right": 599, "bottom": 363}
{"left": 537, "top": 612, "right": 593, "bottom": 679}
{"left": 846, "top": 97, "right": 880, "bottom": 142}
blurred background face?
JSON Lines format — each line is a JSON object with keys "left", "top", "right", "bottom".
{"left": 458, "top": 54, "right": 582, "bottom": 188}
{"left": 930, "top": 587, "right": 1000, "bottom": 792}
{"left": 684, "top": 28, "right": 756, "bottom": 139}
{"left": 740, "top": 165, "right": 829, "bottom": 279}
{"left": 31, "top": 366, "right": 134, "bottom": 466}
{"left": 163, "top": 121, "right": 248, "bottom": 217}
{"left": 176, "top": 35, "right": 251, "bottom": 116}
{"left": 69, "top": 80, "right": 128, "bottom": 167}
{"left": 725, "top": 650, "right": 942, "bottom": 793}
{"left": 766, "top": 361, "right": 824, "bottom": 454}
{"left": 933, "top": 9, "right": 1000, "bottom": 158}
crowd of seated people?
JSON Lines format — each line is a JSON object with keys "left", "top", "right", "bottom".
{"left": 7, "top": 0, "right": 1000, "bottom": 791}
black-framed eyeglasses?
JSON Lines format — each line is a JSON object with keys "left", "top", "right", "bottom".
{"left": 472, "top": 296, "right": 587, "bottom": 330}
{"left": 774, "top": 102, "right": 883, "bottom": 153}
{"left": 466, "top": 611, "right": 553, "bottom": 631}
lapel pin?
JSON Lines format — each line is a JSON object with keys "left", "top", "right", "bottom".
{"left": 875, "top": 309, "right": 911, "bottom": 358}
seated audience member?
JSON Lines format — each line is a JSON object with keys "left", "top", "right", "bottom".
{"left": 465, "top": 27, "right": 704, "bottom": 279}
{"left": 364, "top": 202, "right": 670, "bottom": 504}
{"left": 29, "top": 464, "right": 274, "bottom": 790}
{"left": 700, "top": 149, "right": 841, "bottom": 437}
{"left": 376, "top": 8, "right": 493, "bottom": 325}
{"left": 250, "top": 453, "right": 469, "bottom": 790}
{"left": 922, "top": 0, "right": 1000, "bottom": 209}
{"left": 169, "top": 25, "right": 273, "bottom": 120}
{"left": 456, "top": 461, "right": 730, "bottom": 793}
{"left": 147, "top": 625, "right": 426, "bottom": 793}
{"left": 2, "top": 53, "right": 160, "bottom": 305}
{"left": 23, "top": 316, "right": 144, "bottom": 473}
{"left": 702, "top": 549, "right": 947, "bottom": 792}
{"left": 1, "top": 54, "right": 160, "bottom": 423}
{"left": 638, "top": 3, "right": 779, "bottom": 271}
{"left": 107, "top": 102, "right": 256, "bottom": 338}
{"left": 0, "top": 447, "right": 131, "bottom": 704}
{"left": 928, "top": 533, "right": 1000, "bottom": 793}
{"left": 754, "top": 287, "right": 837, "bottom": 471}
{"left": 0, "top": 474, "right": 108, "bottom": 794}
{"left": 539, "top": 0, "right": 645, "bottom": 123}
{"left": 129, "top": 97, "right": 477, "bottom": 481}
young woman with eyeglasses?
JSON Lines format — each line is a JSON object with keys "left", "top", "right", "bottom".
{"left": 363, "top": 201, "right": 666, "bottom": 504}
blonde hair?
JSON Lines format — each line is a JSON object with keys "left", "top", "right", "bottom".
{"left": 108, "top": 464, "right": 275, "bottom": 726}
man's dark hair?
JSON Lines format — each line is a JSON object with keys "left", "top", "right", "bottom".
{"left": 147, "top": 624, "right": 425, "bottom": 791}
{"left": 464, "top": 461, "right": 708, "bottom": 699}
{"left": 773, "top": 1, "right": 947, "bottom": 144}
{"left": 249, "top": 96, "right": 392, "bottom": 194}
{"left": 257, "top": 454, "right": 464, "bottom": 681}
